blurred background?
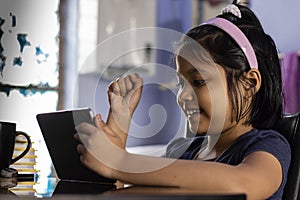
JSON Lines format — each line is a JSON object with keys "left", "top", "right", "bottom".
{"left": 0, "top": 0, "right": 299, "bottom": 195}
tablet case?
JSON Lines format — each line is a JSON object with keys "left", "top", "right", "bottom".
{"left": 37, "top": 108, "right": 115, "bottom": 185}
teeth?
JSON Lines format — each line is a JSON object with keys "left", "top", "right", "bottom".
{"left": 186, "top": 109, "right": 200, "bottom": 115}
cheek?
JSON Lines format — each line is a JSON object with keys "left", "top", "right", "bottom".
{"left": 195, "top": 87, "right": 212, "bottom": 114}
{"left": 208, "top": 86, "right": 231, "bottom": 131}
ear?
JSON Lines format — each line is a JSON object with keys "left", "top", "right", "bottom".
{"left": 243, "top": 69, "right": 261, "bottom": 98}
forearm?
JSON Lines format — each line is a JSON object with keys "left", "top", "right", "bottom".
{"left": 107, "top": 110, "right": 131, "bottom": 148}
{"left": 111, "top": 152, "right": 243, "bottom": 193}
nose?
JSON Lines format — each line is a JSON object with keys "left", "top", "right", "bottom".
{"left": 177, "top": 82, "right": 194, "bottom": 103}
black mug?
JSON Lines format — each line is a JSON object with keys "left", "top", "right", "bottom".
{"left": 0, "top": 121, "right": 32, "bottom": 170}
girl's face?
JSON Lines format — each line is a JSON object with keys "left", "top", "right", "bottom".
{"left": 176, "top": 56, "right": 232, "bottom": 135}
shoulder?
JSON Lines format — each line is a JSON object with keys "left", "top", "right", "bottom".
{"left": 241, "top": 129, "right": 291, "bottom": 159}
{"left": 238, "top": 129, "right": 291, "bottom": 199}
{"left": 218, "top": 129, "right": 291, "bottom": 167}
{"left": 246, "top": 129, "right": 291, "bottom": 171}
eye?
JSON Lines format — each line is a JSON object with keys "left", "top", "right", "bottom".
{"left": 192, "top": 79, "right": 206, "bottom": 87}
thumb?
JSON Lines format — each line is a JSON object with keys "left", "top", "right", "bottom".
{"left": 108, "top": 90, "right": 117, "bottom": 100}
{"left": 95, "top": 113, "right": 105, "bottom": 129}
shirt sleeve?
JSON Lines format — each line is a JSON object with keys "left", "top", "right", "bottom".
{"left": 243, "top": 130, "right": 291, "bottom": 194}
{"left": 244, "top": 130, "right": 291, "bottom": 171}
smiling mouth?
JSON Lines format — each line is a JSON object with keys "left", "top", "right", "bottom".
{"left": 186, "top": 109, "right": 201, "bottom": 118}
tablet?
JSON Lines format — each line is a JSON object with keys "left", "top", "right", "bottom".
{"left": 37, "top": 108, "right": 115, "bottom": 184}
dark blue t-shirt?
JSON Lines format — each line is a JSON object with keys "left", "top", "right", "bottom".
{"left": 165, "top": 129, "right": 291, "bottom": 200}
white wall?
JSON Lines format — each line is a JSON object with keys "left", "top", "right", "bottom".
{"left": 251, "top": 0, "right": 300, "bottom": 53}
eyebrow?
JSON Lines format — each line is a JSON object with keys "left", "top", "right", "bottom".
{"left": 176, "top": 68, "right": 207, "bottom": 78}
{"left": 176, "top": 64, "right": 211, "bottom": 78}
{"left": 187, "top": 68, "right": 208, "bottom": 74}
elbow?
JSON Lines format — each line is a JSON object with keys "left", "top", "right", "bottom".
{"left": 226, "top": 178, "right": 271, "bottom": 200}
{"left": 224, "top": 182, "right": 251, "bottom": 198}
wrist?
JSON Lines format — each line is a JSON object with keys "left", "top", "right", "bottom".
{"left": 110, "top": 151, "right": 130, "bottom": 180}
{"left": 109, "top": 107, "right": 135, "bottom": 118}
{"left": 106, "top": 111, "right": 131, "bottom": 148}
{"left": 107, "top": 110, "right": 131, "bottom": 132}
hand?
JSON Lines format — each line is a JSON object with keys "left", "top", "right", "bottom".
{"left": 74, "top": 114, "right": 126, "bottom": 179}
{"left": 95, "top": 114, "right": 124, "bottom": 148}
{"left": 108, "top": 73, "right": 143, "bottom": 117}
{"left": 106, "top": 73, "right": 143, "bottom": 143}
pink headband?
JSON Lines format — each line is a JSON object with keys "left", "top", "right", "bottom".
{"left": 200, "top": 17, "right": 258, "bottom": 69}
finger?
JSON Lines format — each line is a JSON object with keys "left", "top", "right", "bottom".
{"left": 76, "top": 131, "right": 89, "bottom": 143}
{"left": 108, "top": 81, "right": 114, "bottom": 92}
{"left": 77, "top": 144, "right": 86, "bottom": 154}
{"left": 117, "top": 77, "right": 126, "bottom": 96}
{"left": 97, "top": 120, "right": 116, "bottom": 138}
{"left": 75, "top": 122, "right": 97, "bottom": 136}
{"left": 126, "top": 74, "right": 143, "bottom": 98}
{"left": 109, "top": 81, "right": 121, "bottom": 96}
{"left": 131, "top": 73, "right": 143, "bottom": 88}
{"left": 95, "top": 117, "right": 119, "bottom": 139}
{"left": 77, "top": 144, "right": 88, "bottom": 166}
{"left": 82, "top": 115, "right": 115, "bottom": 139}
{"left": 124, "top": 75, "right": 133, "bottom": 91}
{"left": 73, "top": 133, "right": 81, "bottom": 141}
{"left": 80, "top": 155, "right": 86, "bottom": 165}
{"left": 95, "top": 113, "right": 105, "bottom": 129}
{"left": 108, "top": 91, "right": 118, "bottom": 102}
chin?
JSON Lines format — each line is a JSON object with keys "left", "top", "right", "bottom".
{"left": 188, "top": 120, "right": 209, "bottom": 136}
{"left": 188, "top": 123, "right": 205, "bottom": 136}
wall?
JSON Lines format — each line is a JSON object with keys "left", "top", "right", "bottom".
{"left": 251, "top": 0, "right": 300, "bottom": 53}
{"left": 77, "top": 0, "right": 193, "bottom": 147}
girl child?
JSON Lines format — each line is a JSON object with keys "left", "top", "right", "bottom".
{"left": 74, "top": 1, "right": 291, "bottom": 199}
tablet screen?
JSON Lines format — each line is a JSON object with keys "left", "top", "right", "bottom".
{"left": 37, "top": 108, "right": 115, "bottom": 184}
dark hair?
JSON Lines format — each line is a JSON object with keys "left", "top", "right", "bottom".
{"left": 180, "top": 1, "right": 283, "bottom": 129}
